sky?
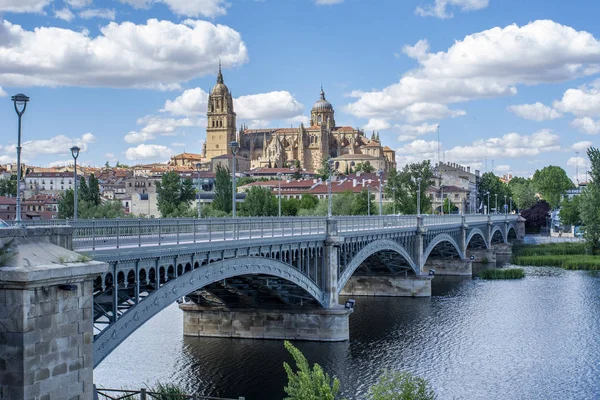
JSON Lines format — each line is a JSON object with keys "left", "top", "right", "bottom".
{"left": 0, "top": 0, "right": 598, "bottom": 182}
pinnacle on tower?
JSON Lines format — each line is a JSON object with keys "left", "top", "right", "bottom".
{"left": 217, "top": 60, "right": 223, "bottom": 84}
{"left": 320, "top": 84, "right": 325, "bottom": 100}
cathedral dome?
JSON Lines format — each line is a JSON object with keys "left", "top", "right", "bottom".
{"left": 312, "top": 88, "right": 333, "bottom": 112}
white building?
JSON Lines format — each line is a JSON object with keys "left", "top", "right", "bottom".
{"left": 24, "top": 172, "right": 77, "bottom": 197}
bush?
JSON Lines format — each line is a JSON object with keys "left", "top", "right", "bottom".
{"left": 479, "top": 268, "right": 525, "bottom": 279}
{"left": 368, "top": 370, "right": 436, "bottom": 400}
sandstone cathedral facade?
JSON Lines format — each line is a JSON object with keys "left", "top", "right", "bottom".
{"left": 202, "top": 66, "right": 396, "bottom": 173}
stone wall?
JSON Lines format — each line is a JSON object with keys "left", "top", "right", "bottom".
{"left": 181, "top": 304, "right": 351, "bottom": 342}
{"left": 340, "top": 275, "right": 432, "bottom": 297}
{"left": 423, "top": 259, "right": 472, "bottom": 276}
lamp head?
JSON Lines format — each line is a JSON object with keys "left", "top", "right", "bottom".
{"left": 417, "top": 177, "right": 422, "bottom": 182}
{"left": 195, "top": 162, "right": 201, "bottom": 170}
{"left": 70, "top": 146, "right": 81, "bottom": 160}
{"left": 11, "top": 93, "right": 29, "bottom": 105}
{"left": 376, "top": 169, "right": 383, "bottom": 177}
{"left": 230, "top": 141, "right": 239, "bottom": 155}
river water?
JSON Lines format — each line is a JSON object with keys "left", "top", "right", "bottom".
{"left": 94, "top": 266, "right": 600, "bottom": 399}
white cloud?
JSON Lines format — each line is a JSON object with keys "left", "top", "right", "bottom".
{"left": 567, "top": 156, "right": 587, "bottom": 168}
{"left": 125, "top": 144, "right": 173, "bottom": 161}
{"left": 171, "top": 142, "right": 186, "bottom": 147}
{"left": 78, "top": 8, "right": 116, "bottom": 20}
{"left": 572, "top": 141, "right": 593, "bottom": 152}
{"left": 346, "top": 20, "right": 600, "bottom": 120}
{"left": 494, "top": 164, "right": 511, "bottom": 173}
{"left": 363, "top": 118, "right": 390, "bottom": 131}
{"left": 104, "top": 152, "right": 116, "bottom": 161}
{"left": 0, "top": 0, "right": 52, "bottom": 13}
{"left": 401, "top": 103, "right": 465, "bottom": 123}
{"left": 65, "top": 0, "right": 91, "bottom": 8}
{"left": 125, "top": 116, "right": 206, "bottom": 143}
{"left": 161, "top": 88, "right": 209, "bottom": 116}
{"left": 394, "top": 130, "right": 561, "bottom": 167}
{"left": 570, "top": 117, "right": 600, "bottom": 134}
{"left": 507, "top": 102, "right": 562, "bottom": 121}
{"left": 285, "top": 115, "right": 310, "bottom": 126}
{"left": 55, "top": 7, "right": 75, "bottom": 21}
{"left": 119, "top": 0, "right": 228, "bottom": 18}
{"left": 235, "top": 91, "right": 304, "bottom": 120}
{"left": 315, "top": 0, "right": 343, "bottom": 4}
{"left": 0, "top": 87, "right": 6, "bottom": 97}
{"left": 415, "top": 0, "right": 488, "bottom": 19}
{"left": 0, "top": 19, "right": 248, "bottom": 89}
{"left": 553, "top": 81, "right": 600, "bottom": 117}
{"left": 396, "top": 122, "right": 438, "bottom": 141}
{"left": 1, "top": 133, "right": 96, "bottom": 160}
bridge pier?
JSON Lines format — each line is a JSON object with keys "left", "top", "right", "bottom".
{"left": 422, "top": 258, "right": 472, "bottom": 276}
{"left": 0, "top": 227, "right": 107, "bottom": 400}
{"left": 180, "top": 304, "right": 351, "bottom": 341}
{"left": 340, "top": 274, "right": 432, "bottom": 297}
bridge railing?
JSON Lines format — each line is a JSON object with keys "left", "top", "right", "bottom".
{"left": 464, "top": 215, "right": 490, "bottom": 224}
{"left": 335, "top": 215, "right": 417, "bottom": 232}
{"left": 70, "top": 217, "right": 326, "bottom": 251}
{"left": 422, "top": 215, "right": 463, "bottom": 226}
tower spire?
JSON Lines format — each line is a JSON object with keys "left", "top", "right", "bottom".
{"left": 217, "top": 60, "right": 223, "bottom": 84}
{"left": 320, "top": 84, "right": 325, "bottom": 100}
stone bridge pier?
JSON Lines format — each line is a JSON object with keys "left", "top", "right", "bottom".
{"left": 0, "top": 227, "right": 107, "bottom": 400}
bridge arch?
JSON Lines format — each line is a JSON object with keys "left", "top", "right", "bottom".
{"left": 337, "top": 239, "right": 418, "bottom": 294}
{"left": 490, "top": 226, "right": 506, "bottom": 244}
{"left": 93, "top": 256, "right": 326, "bottom": 368}
{"left": 466, "top": 228, "right": 489, "bottom": 249}
{"left": 422, "top": 233, "right": 464, "bottom": 265}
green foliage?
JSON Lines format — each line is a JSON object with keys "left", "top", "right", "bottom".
{"left": 581, "top": 147, "right": 600, "bottom": 253}
{"left": 213, "top": 165, "right": 233, "bottom": 214}
{"left": 385, "top": 161, "right": 434, "bottom": 215}
{"left": 0, "top": 176, "right": 17, "bottom": 196}
{"left": 283, "top": 340, "right": 342, "bottom": 400}
{"left": 58, "top": 189, "right": 75, "bottom": 219}
{"left": 508, "top": 178, "right": 537, "bottom": 211}
{"left": 441, "top": 198, "right": 458, "bottom": 214}
{"left": 512, "top": 242, "right": 600, "bottom": 270}
{"left": 293, "top": 160, "right": 302, "bottom": 180}
{"left": 155, "top": 171, "right": 196, "bottom": 217}
{"left": 479, "top": 268, "right": 525, "bottom": 279}
{"left": 240, "top": 186, "right": 277, "bottom": 216}
{"left": 115, "top": 161, "right": 129, "bottom": 168}
{"left": 368, "top": 370, "right": 436, "bottom": 400}
{"left": 351, "top": 189, "right": 375, "bottom": 215}
{"left": 478, "top": 172, "right": 511, "bottom": 213}
{"left": 150, "top": 382, "right": 187, "bottom": 399}
{"left": 79, "top": 174, "right": 101, "bottom": 206}
{"left": 299, "top": 194, "right": 319, "bottom": 210}
{"left": 559, "top": 196, "right": 581, "bottom": 226}
{"left": 282, "top": 198, "right": 300, "bottom": 216}
{"left": 78, "top": 200, "right": 125, "bottom": 219}
{"left": 513, "top": 242, "right": 586, "bottom": 256}
{"left": 354, "top": 161, "right": 375, "bottom": 174}
{"left": 532, "top": 165, "right": 574, "bottom": 209}
{"left": 317, "top": 158, "right": 333, "bottom": 180}
{"left": 201, "top": 204, "right": 230, "bottom": 218}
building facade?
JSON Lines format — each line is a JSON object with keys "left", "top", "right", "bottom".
{"left": 202, "top": 69, "right": 396, "bottom": 173}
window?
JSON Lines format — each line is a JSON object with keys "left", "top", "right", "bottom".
{"left": 318, "top": 115, "right": 322, "bottom": 123}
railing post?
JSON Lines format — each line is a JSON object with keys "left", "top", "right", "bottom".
{"left": 223, "top": 219, "right": 226, "bottom": 241}
{"left": 138, "top": 218, "right": 142, "bottom": 247}
{"left": 158, "top": 218, "right": 162, "bottom": 245}
{"left": 140, "top": 388, "right": 147, "bottom": 400}
{"left": 92, "top": 218, "right": 96, "bottom": 251}
{"left": 194, "top": 218, "right": 197, "bottom": 243}
{"left": 177, "top": 219, "right": 180, "bottom": 244}
{"left": 116, "top": 218, "right": 120, "bottom": 249}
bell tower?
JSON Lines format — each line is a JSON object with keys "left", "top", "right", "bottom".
{"left": 205, "top": 62, "right": 237, "bottom": 160}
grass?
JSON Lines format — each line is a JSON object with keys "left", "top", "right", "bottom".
{"left": 512, "top": 242, "right": 600, "bottom": 270}
{"left": 480, "top": 268, "right": 525, "bottom": 279}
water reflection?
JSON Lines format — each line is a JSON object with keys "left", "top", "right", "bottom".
{"left": 94, "top": 266, "right": 600, "bottom": 400}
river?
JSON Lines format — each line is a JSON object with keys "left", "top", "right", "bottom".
{"left": 94, "top": 266, "right": 600, "bottom": 399}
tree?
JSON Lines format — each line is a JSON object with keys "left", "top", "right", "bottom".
{"left": 317, "top": 158, "right": 333, "bottom": 180}
{"left": 520, "top": 200, "right": 551, "bottom": 233}
{"left": 58, "top": 189, "right": 75, "bottom": 219}
{"left": 559, "top": 196, "right": 581, "bottom": 226}
{"left": 368, "top": 370, "right": 436, "bottom": 400}
{"left": 351, "top": 189, "right": 374, "bottom": 215}
{"left": 104, "top": 161, "right": 110, "bottom": 168}
{"left": 580, "top": 147, "right": 600, "bottom": 253}
{"left": 213, "top": 165, "right": 232, "bottom": 214}
{"left": 155, "top": 171, "right": 196, "bottom": 217}
{"left": 240, "top": 186, "right": 277, "bottom": 216}
{"left": 441, "top": 197, "right": 458, "bottom": 214}
{"left": 532, "top": 165, "right": 574, "bottom": 209}
{"left": 385, "top": 161, "right": 434, "bottom": 215}
{"left": 292, "top": 160, "right": 302, "bottom": 180}
{"left": 281, "top": 198, "right": 300, "bottom": 216}
{"left": 508, "top": 178, "right": 537, "bottom": 211}
{"left": 478, "top": 172, "right": 511, "bottom": 214}
{"left": 79, "top": 200, "right": 125, "bottom": 219}
{"left": 79, "top": 176, "right": 89, "bottom": 203}
{"left": 88, "top": 174, "right": 101, "bottom": 205}
{"left": 0, "top": 176, "right": 17, "bottom": 196}
{"left": 283, "top": 340, "right": 341, "bottom": 400}
{"left": 299, "top": 194, "right": 319, "bottom": 210}
{"left": 355, "top": 161, "right": 375, "bottom": 174}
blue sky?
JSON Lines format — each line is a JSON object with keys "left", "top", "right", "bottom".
{"left": 0, "top": 0, "right": 598, "bottom": 181}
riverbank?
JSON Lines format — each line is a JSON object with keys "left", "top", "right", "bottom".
{"left": 512, "top": 242, "right": 600, "bottom": 270}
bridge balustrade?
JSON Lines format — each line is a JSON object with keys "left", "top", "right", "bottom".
{"left": 335, "top": 215, "right": 417, "bottom": 232}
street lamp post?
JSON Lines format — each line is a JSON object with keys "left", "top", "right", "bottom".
{"left": 509, "top": 197, "right": 513, "bottom": 215}
{"left": 70, "top": 146, "right": 80, "bottom": 221}
{"left": 367, "top": 185, "right": 371, "bottom": 216}
{"left": 417, "top": 177, "right": 422, "bottom": 216}
{"left": 195, "top": 162, "right": 202, "bottom": 218}
{"left": 495, "top": 193, "right": 498, "bottom": 215}
{"left": 392, "top": 187, "right": 397, "bottom": 215}
{"left": 11, "top": 93, "right": 29, "bottom": 224}
{"left": 230, "top": 141, "right": 239, "bottom": 218}
{"left": 516, "top": 197, "right": 520, "bottom": 214}
{"left": 486, "top": 191, "right": 490, "bottom": 215}
{"left": 440, "top": 185, "right": 444, "bottom": 215}
{"left": 277, "top": 172, "right": 282, "bottom": 217}
{"left": 376, "top": 169, "right": 383, "bottom": 216}
{"left": 327, "top": 160, "right": 334, "bottom": 217}
{"left": 504, "top": 195, "right": 507, "bottom": 215}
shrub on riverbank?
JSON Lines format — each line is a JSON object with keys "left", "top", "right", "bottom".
{"left": 512, "top": 243, "right": 600, "bottom": 270}
{"left": 480, "top": 268, "right": 525, "bottom": 279}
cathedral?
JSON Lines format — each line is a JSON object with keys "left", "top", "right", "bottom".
{"left": 202, "top": 65, "right": 396, "bottom": 173}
